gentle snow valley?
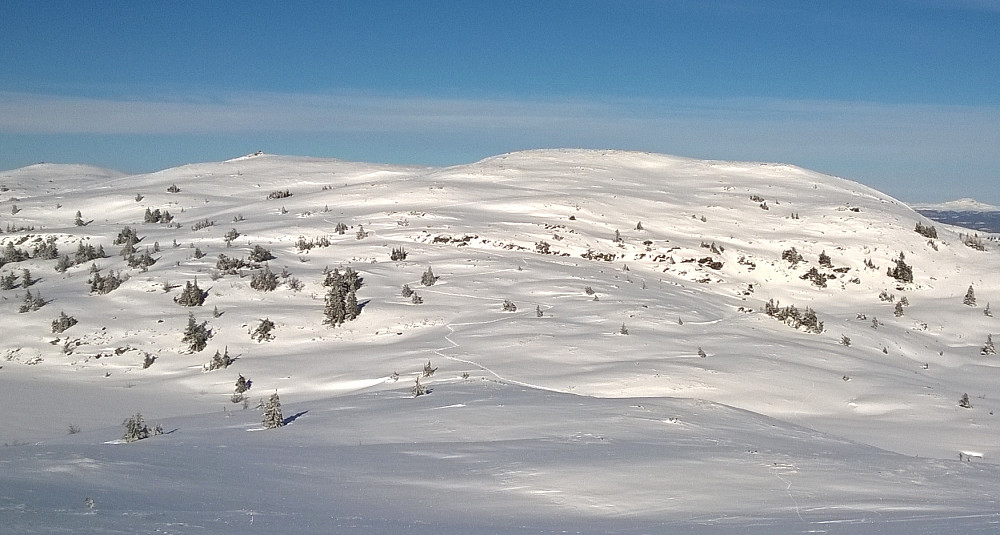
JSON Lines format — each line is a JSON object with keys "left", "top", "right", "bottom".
{"left": 0, "top": 149, "right": 997, "bottom": 533}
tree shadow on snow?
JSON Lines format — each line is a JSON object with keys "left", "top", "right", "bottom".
{"left": 283, "top": 411, "right": 308, "bottom": 426}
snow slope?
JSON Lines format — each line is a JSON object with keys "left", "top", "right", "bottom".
{"left": 1, "top": 149, "right": 997, "bottom": 533}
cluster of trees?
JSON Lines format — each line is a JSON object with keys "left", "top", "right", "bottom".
{"left": 323, "top": 267, "right": 362, "bottom": 326}
{"left": 143, "top": 208, "right": 174, "bottom": 224}
{"left": 887, "top": 252, "right": 913, "bottom": 283}
{"left": 914, "top": 222, "right": 938, "bottom": 239}
{"left": 764, "top": 299, "right": 824, "bottom": 334}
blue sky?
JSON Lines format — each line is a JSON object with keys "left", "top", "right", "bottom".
{"left": 1, "top": 1, "right": 998, "bottom": 203}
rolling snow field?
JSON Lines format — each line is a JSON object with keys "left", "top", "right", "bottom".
{"left": 0, "top": 149, "right": 997, "bottom": 533}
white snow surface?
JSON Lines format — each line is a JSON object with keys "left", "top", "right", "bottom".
{"left": 0, "top": 149, "right": 998, "bottom": 533}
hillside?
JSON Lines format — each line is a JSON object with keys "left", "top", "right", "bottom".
{"left": 1, "top": 149, "right": 997, "bottom": 533}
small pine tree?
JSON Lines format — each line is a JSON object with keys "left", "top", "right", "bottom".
{"left": 502, "top": 299, "right": 517, "bottom": 312}
{"left": 422, "top": 361, "right": 437, "bottom": 377}
{"left": 344, "top": 288, "right": 359, "bottom": 321}
{"left": 122, "top": 413, "right": 162, "bottom": 443}
{"left": 410, "top": 293, "right": 423, "bottom": 304}
{"left": 248, "top": 245, "right": 273, "bottom": 263}
{"left": 982, "top": 334, "right": 996, "bottom": 356}
{"left": 182, "top": 313, "right": 210, "bottom": 352}
{"left": 250, "top": 266, "right": 279, "bottom": 292}
{"left": 175, "top": 279, "right": 206, "bottom": 306}
{"left": 401, "top": 284, "right": 414, "bottom": 297}
{"left": 51, "top": 311, "right": 78, "bottom": 334}
{"left": 985, "top": 303, "right": 992, "bottom": 317}
{"left": 251, "top": 318, "right": 275, "bottom": 342}
{"left": 74, "top": 210, "right": 85, "bottom": 226}
{"left": 841, "top": 335, "right": 852, "bottom": 346}
{"left": 887, "top": 252, "right": 913, "bottom": 283}
{"left": 262, "top": 392, "right": 284, "bottom": 429}
{"left": 323, "top": 284, "right": 347, "bottom": 326}
{"left": 959, "top": 393, "right": 972, "bottom": 409}
{"left": 390, "top": 246, "right": 407, "bottom": 261}
{"left": 412, "top": 378, "right": 427, "bottom": 397}
{"left": 55, "top": 254, "right": 72, "bottom": 273}
{"left": 894, "top": 301, "right": 904, "bottom": 317}
{"left": 697, "top": 347, "right": 707, "bottom": 358}
{"left": 536, "top": 305, "right": 543, "bottom": 317}
{"left": 335, "top": 222, "right": 348, "bottom": 234}
{"left": 208, "top": 347, "right": 234, "bottom": 370}
{"left": 818, "top": 251, "right": 832, "bottom": 268}
{"left": 420, "top": 266, "right": 437, "bottom": 286}
{"left": 964, "top": 285, "right": 976, "bottom": 307}
{"left": 619, "top": 323, "right": 629, "bottom": 335}
{"left": 235, "top": 374, "right": 252, "bottom": 394}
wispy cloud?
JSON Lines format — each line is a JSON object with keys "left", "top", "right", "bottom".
{"left": 3, "top": 90, "right": 997, "bottom": 154}
{"left": 2, "top": 90, "right": 998, "bottom": 202}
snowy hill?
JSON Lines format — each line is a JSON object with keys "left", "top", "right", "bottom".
{"left": 1, "top": 149, "right": 998, "bottom": 533}
{"left": 913, "top": 198, "right": 1000, "bottom": 212}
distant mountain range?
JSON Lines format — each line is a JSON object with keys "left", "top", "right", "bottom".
{"left": 913, "top": 198, "right": 1000, "bottom": 233}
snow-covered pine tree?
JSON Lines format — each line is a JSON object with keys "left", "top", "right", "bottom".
{"left": 182, "top": 313, "right": 210, "bottom": 352}
{"left": 887, "top": 252, "right": 913, "bottom": 283}
{"left": 51, "top": 311, "right": 78, "bottom": 334}
{"left": 208, "top": 347, "right": 234, "bottom": 370}
{"left": 251, "top": 318, "right": 275, "bottom": 342}
{"left": 121, "top": 413, "right": 162, "bottom": 442}
{"left": 323, "top": 283, "right": 346, "bottom": 326}
{"left": 982, "top": 334, "right": 996, "bottom": 356}
{"left": 235, "top": 374, "right": 252, "bottom": 394}
{"left": 420, "top": 266, "right": 437, "bottom": 286}
{"left": 412, "top": 378, "right": 427, "bottom": 397}
{"left": 344, "top": 288, "right": 359, "bottom": 321}
{"left": 964, "top": 285, "right": 977, "bottom": 307}
{"left": 175, "top": 279, "right": 206, "bottom": 306}
{"left": 262, "top": 392, "right": 284, "bottom": 429}
{"left": 250, "top": 265, "right": 279, "bottom": 292}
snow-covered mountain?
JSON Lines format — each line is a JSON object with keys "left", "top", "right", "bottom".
{"left": 1, "top": 149, "right": 997, "bottom": 533}
{"left": 913, "top": 198, "right": 1000, "bottom": 212}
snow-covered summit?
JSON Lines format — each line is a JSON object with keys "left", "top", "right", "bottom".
{"left": 913, "top": 197, "right": 1000, "bottom": 212}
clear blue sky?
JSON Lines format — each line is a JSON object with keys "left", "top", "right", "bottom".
{"left": 1, "top": 1, "right": 998, "bottom": 203}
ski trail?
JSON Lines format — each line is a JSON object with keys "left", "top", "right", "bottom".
{"left": 432, "top": 310, "right": 569, "bottom": 396}
{"left": 772, "top": 465, "right": 805, "bottom": 522}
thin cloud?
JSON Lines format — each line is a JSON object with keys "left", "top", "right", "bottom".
{"left": 1, "top": 90, "right": 997, "bottom": 171}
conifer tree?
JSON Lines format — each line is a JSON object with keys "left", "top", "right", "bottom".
{"left": 420, "top": 266, "right": 437, "bottom": 286}
{"left": 344, "top": 288, "right": 359, "bottom": 321}
{"left": 182, "top": 313, "right": 210, "bottom": 352}
{"left": 964, "top": 285, "right": 977, "bottom": 307}
{"left": 982, "top": 334, "right": 996, "bottom": 356}
{"left": 51, "top": 311, "right": 78, "bottom": 334}
{"left": 323, "top": 284, "right": 346, "bottom": 326}
{"left": 251, "top": 318, "right": 275, "bottom": 342}
{"left": 176, "top": 279, "right": 206, "bottom": 306}
{"left": 262, "top": 392, "right": 284, "bottom": 429}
